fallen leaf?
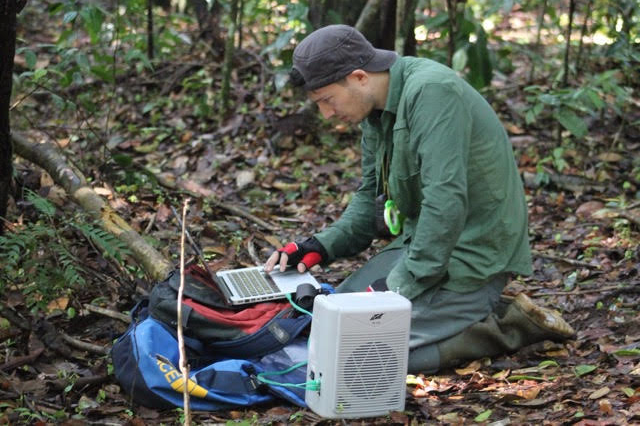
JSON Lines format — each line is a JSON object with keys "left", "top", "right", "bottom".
{"left": 576, "top": 201, "right": 605, "bottom": 219}
{"left": 155, "top": 204, "right": 172, "bottom": 222}
{"left": 455, "top": 360, "right": 483, "bottom": 375}
{"left": 506, "top": 123, "right": 525, "bottom": 134}
{"left": 236, "top": 170, "right": 255, "bottom": 189}
{"left": 574, "top": 364, "right": 597, "bottom": 377}
{"left": 181, "top": 131, "right": 193, "bottom": 143}
{"left": 599, "top": 399, "right": 613, "bottom": 415}
{"left": 437, "top": 412, "right": 460, "bottom": 423}
{"left": 180, "top": 180, "right": 214, "bottom": 197}
{"left": 516, "top": 385, "right": 541, "bottom": 400}
{"left": 6, "top": 290, "right": 24, "bottom": 308}
{"left": 263, "top": 235, "right": 282, "bottom": 249}
{"left": 47, "top": 296, "right": 69, "bottom": 313}
{"left": 265, "top": 406, "right": 291, "bottom": 416}
{"left": 597, "top": 152, "right": 623, "bottom": 162}
{"left": 492, "top": 369, "right": 511, "bottom": 380}
{"left": 272, "top": 181, "right": 301, "bottom": 191}
{"left": 589, "top": 386, "right": 610, "bottom": 399}
{"left": 390, "top": 411, "right": 409, "bottom": 424}
{"left": 229, "top": 411, "right": 244, "bottom": 420}
{"left": 40, "top": 171, "right": 54, "bottom": 187}
{"left": 45, "top": 185, "right": 67, "bottom": 206}
{"left": 94, "top": 186, "right": 113, "bottom": 197}
{"left": 203, "top": 246, "right": 227, "bottom": 255}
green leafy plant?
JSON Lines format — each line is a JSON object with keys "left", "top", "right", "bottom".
{"left": 0, "top": 191, "right": 131, "bottom": 310}
{"left": 524, "top": 69, "right": 632, "bottom": 138}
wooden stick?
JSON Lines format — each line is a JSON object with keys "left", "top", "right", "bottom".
{"left": 60, "top": 333, "right": 109, "bottom": 355}
{"left": 531, "top": 250, "right": 596, "bottom": 268}
{"left": 177, "top": 199, "right": 192, "bottom": 425}
{"left": 246, "top": 236, "right": 261, "bottom": 265}
{"left": 84, "top": 304, "right": 130, "bottom": 323}
{"left": 208, "top": 196, "right": 278, "bottom": 231}
{"left": 532, "top": 284, "right": 622, "bottom": 297}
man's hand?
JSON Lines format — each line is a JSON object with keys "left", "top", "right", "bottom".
{"left": 264, "top": 237, "right": 328, "bottom": 273}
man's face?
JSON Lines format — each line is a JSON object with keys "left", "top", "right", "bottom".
{"left": 308, "top": 74, "right": 375, "bottom": 124}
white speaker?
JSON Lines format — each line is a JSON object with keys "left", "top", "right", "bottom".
{"left": 305, "top": 291, "right": 411, "bottom": 419}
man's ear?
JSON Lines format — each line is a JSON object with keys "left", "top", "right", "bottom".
{"left": 347, "top": 69, "right": 369, "bottom": 86}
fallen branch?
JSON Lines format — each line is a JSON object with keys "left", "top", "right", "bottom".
{"left": 522, "top": 171, "right": 606, "bottom": 193}
{"left": 48, "top": 375, "right": 109, "bottom": 391}
{"left": 60, "top": 332, "right": 109, "bottom": 355}
{"left": 532, "top": 284, "right": 622, "bottom": 297}
{"left": 531, "top": 250, "right": 597, "bottom": 268}
{"left": 0, "top": 347, "right": 44, "bottom": 372}
{"left": 84, "top": 304, "right": 131, "bottom": 323}
{"left": 208, "top": 196, "right": 278, "bottom": 232}
{"left": 12, "top": 132, "right": 173, "bottom": 281}
{"left": 618, "top": 209, "right": 640, "bottom": 228}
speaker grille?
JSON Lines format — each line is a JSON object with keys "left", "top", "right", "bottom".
{"left": 335, "top": 332, "right": 406, "bottom": 413}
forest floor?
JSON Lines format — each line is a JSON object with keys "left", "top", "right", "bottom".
{"left": 2, "top": 3, "right": 640, "bottom": 425}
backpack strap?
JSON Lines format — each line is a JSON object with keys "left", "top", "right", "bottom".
{"left": 193, "top": 369, "right": 261, "bottom": 394}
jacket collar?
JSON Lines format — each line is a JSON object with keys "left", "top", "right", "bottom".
{"left": 382, "top": 56, "right": 406, "bottom": 116}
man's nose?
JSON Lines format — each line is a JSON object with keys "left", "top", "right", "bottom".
{"left": 318, "top": 103, "right": 334, "bottom": 119}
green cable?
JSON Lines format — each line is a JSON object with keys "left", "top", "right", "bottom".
{"left": 285, "top": 292, "right": 313, "bottom": 317}
{"left": 256, "top": 361, "right": 320, "bottom": 391}
{"left": 254, "top": 293, "right": 319, "bottom": 391}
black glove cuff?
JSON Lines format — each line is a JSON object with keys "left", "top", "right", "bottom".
{"left": 298, "top": 236, "right": 329, "bottom": 264}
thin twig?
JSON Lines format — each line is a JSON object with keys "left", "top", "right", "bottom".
{"left": 626, "top": 200, "right": 640, "bottom": 210}
{"left": 246, "top": 236, "right": 261, "bottom": 265}
{"left": 84, "top": 304, "right": 131, "bottom": 323}
{"left": 60, "top": 333, "right": 109, "bottom": 355}
{"left": 532, "top": 284, "right": 623, "bottom": 297}
{"left": 531, "top": 250, "right": 597, "bottom": 268}
{"left": 208, "top": 196, "right": 278, "bottom": 231}
{"left": 177, "top": 199, "right": 192, "bottom": 425}
{"left": 170, "top": 205, "right": 217, "bottom": 280}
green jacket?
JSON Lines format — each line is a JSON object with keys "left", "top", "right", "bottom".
{"left": 314, "top": 57, "right": 532, "bottom": 299}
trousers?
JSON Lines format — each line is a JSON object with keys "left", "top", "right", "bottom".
{"left": 336, "top": 248, "right": 551, "bottom": 373}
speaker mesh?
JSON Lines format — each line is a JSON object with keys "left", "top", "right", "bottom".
{"left": 335, "top": 332, "right": 406, "bottom": 413}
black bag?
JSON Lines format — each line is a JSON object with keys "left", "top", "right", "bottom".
{"left": 147, "top": 264, "right": 312, "bottom": 358}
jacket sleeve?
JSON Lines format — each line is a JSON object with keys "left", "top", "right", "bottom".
{"left": 313, "top": 134, "right": 377, "bottom": 262}
{"left": 387, "top": 83, "right": 471, "bottom": 300}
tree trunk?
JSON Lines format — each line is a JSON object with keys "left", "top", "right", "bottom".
{"left": 395, "top": 0, "right": 417, "bottom": 55}
{"left": 0, "top": 0, "right": 25, "bottom": 235}
{"left": 220, "top": 0, "right": 240, "bottom": 114}
{"left": 356, "top": 0, "right": 383, "bottom": 32}
{"left": 576, "top": 0, "right": 593, "bottom": 75}
{"left": 308, "top": 0, "right": 367, "bottom": 29}
{"left": 445, "top": 0, "right": 456, "bottom": 67}
{"left": 528, "top": 0, "right": 547, "bottom": 83}
{"left": 190, "top": 0, "right": 224, "bottom": 50}
{"left": 562, "top": 0, "right": 575, "bottom": 88}
{"left": 12, "top": 133, "right": 173, "bottom": 281}
{"left": 147, "top": 0, "right": 154, "bottom": 59}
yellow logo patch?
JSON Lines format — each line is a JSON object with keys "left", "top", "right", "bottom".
{"left": 156, "top": 357, "right": 208, "bottom": 398}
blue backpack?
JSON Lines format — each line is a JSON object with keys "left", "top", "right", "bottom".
{"left": 112, "top": 301, "right": 313, "bottom": 410}
{"left": 111, "top": 267, "right": 331, "bottom": 410}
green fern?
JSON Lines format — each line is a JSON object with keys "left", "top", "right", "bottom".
{"left": 54, "top": 244, "right": 86, "bottom": 287}
{"left": 25, "top": 189, "right": 56, "bottom": 217}
{"left": 73, "top": 222, "right": 132, "bottom": 263}
{"left": 1, "top": 191, "right": 135, "bottom": 310}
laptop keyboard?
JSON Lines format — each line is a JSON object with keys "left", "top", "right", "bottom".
{"left": 227, "top": 268, "right": 279, "bottom": 298}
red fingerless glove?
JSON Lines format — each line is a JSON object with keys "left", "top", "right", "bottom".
{"left": 277, "top": 237, "right": 328, "bottom": 270}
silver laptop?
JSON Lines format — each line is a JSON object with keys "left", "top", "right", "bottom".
{"left": 215, "top": 266, "right": 320, "bottom": 306}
